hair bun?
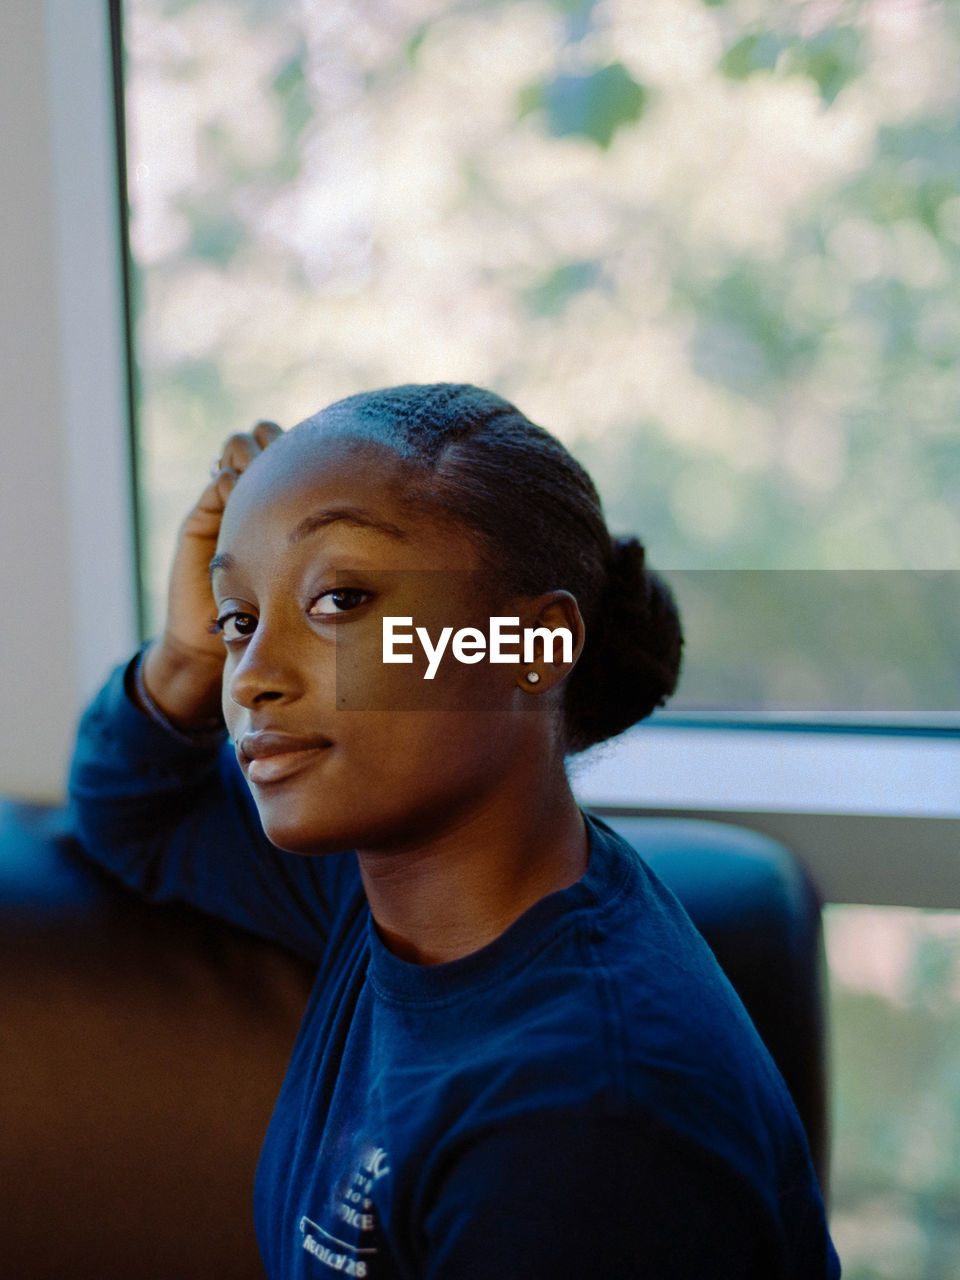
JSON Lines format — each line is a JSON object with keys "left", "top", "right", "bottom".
{"left": 564, "top": 536, "right": 683, "bottom": 752}
{"left": 604, "top": 536, "right": 646, "bottom": 597}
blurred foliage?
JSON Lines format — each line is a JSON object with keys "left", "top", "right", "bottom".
{"left": 522, "top": 257, "right": 603, "bottom": 316}
{"left": 126, "top": 0, "right": 960, "bottom": 614}
{"left": 722, "top": 26, "right": 862, "bottom": 104}
{"left": 517, "top": 62, "right": 647, "bottom": 147}
{"left": 123, "top": 0, "right": 960, "bottom": 706}
{"left": 126, "top": 0, "right": 960, "bottom": 731}
{"left": 826, "top": 907, "right": 960, "bottom": 1279}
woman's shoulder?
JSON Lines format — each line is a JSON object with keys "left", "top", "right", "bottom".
{"left": 454, "top": 816, "right": 812, "bottom": 1188}
{"left": 575, "top": 815, "right": 800, "bottom": 1116}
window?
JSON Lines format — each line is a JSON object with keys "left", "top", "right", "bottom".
{"left": 826, "top": 906, "right": 960, "bottom": 1277}
{"left": 124, "top": 0, "right": 960, "bottom": 728}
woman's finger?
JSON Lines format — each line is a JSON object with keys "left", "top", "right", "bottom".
{"left": 180, "top": 468, "right": 238, "bottom": 540}
{"left": 218, "top": 431, "right": 260, "bottom": 473}
{"left": 216, "top": 421, "right": 283, "bottom": 474}
{"left": 252, "top": 419, "right": 283, "bottom": 448}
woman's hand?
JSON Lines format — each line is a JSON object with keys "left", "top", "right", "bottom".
{"left": 139, "top": 421, "right": 283, "bottom": 728}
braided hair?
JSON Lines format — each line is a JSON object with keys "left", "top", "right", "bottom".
{"left": 297, "top": 383, "right": 682, "bottom": 753}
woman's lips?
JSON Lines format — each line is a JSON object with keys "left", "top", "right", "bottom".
{"left": 237, "top": 731, "right": 333, "bottom": 785}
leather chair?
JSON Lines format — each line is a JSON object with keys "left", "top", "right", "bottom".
{"left": 0, "top": 799, "right": 829, "bottom": 1280}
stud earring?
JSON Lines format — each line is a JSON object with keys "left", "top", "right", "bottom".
{"left": 526, "top": 671, "right": 540, "bottom": 684}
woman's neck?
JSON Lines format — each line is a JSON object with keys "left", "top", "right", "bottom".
{"left": 355, "top": 767, "right": 588, "bottom": 966}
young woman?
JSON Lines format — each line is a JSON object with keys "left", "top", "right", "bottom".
{"left": 70, "top": 384, "right": 840, "bottom": 1278}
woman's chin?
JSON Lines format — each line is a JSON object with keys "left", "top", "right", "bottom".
{"left": 255, "top": 802, "right": 351, "bottom": 857}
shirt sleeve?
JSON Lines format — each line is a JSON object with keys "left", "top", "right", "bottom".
{"left": 67, "top": 655, "right": 356, "bottom": 964}
{"left": 419, "top": 1112, "right": 841, "bottom": 1280}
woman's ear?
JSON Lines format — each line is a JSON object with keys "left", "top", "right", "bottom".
{"left": 516, "top": 590, "right": 584, "bottom": 693}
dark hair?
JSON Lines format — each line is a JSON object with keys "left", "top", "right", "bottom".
{"left": 302, "top": 383, "right": 682, "bottom": 753}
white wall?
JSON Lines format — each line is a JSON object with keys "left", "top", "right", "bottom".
{"left": 0, "top": 1, "right": 137, "bottom": 801}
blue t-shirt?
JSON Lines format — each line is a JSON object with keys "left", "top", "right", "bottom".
{"left": 69, "top": 660, "right": 841, "bottom": 1279}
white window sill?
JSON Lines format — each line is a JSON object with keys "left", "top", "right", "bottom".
{"left": 571, "top": 724, "right": 960, "bottom": 910}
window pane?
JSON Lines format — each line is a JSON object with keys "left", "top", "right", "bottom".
{"left": 826, "top": 905, "right": 960, "bottom": 1279}
{"left": 123, "top": 0, "right": 960, "bottom": 720}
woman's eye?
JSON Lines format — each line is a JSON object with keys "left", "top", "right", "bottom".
{"left": 213, "top": 611, "right": 257, "bottom": 642}
{"left": 309, "top": 588, "right": 371, "bottom": 616}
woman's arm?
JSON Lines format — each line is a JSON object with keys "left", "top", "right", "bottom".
{"left": 67, "top": 652, "right": 350, "bottom": 964}
{"left": 419, "top": 1113, "right": 840, "bottom": 1280}
{"left": 66, "top": 421, "right": 355, "bottom": 963}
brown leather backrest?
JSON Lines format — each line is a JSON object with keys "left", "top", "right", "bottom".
{"left": 0, "top": 801, "right": 314, "bottom": 1280}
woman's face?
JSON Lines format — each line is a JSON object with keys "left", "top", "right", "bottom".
{"left": 212, "top": 428, "right": 542, "bottom": 855}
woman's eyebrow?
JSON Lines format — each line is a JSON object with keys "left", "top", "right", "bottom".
{"left": 209, "top": 508, "right": 408, "bottom": 579}
{"left": 288, "top": 507, "right": 408, "bottom": 545}
{"left": 209, "top": 552, "right": 235, "bottom": 578}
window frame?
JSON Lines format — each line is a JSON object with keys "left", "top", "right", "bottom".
{"left": 572, "top": 724, "right": 960, "bottom": 908}
{"left": 0, "top": 0, "right": 136, "bottom": 799}
{"left": 47, "top": 0, "right": 140, "bottom": 699}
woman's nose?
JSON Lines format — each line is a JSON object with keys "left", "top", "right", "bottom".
{"left": 226, "top": 620, "right": 303, "bottom": 709}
